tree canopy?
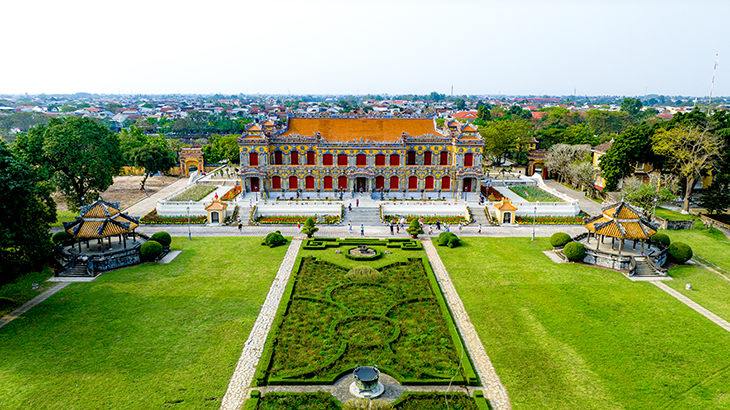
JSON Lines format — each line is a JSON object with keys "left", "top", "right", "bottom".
{"left": 479, "top": 120, "right": 533, "bottom": 166}
{"left": 0, "top": 143, "right": 56, "bottom": 282}
{"left": 598, "top": 124, "right": 656, "bottom": 191}
{"left": 13, "top": 116, "right": 124, "bottom": 211}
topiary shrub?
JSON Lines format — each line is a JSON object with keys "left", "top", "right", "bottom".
{"left": 405, "top": 219, "right": 424, "bottom": 238}
{"left": 651, "top": 233, "right": 671, "bottom": 247}
{"left": 550, "top": 232, "right": 572, "bottom": 248}
{"left": 563, "top": 241, "right": 586, "bottom": 262}
{"left": 669, "top": 242, "right": 693, "bottom": 264}
{"left": 300, "top": 217, "right": 319, "bottom": 238}
{"left": 263, "top": 231, "right": 287, "bottom": 248}
{"left": 437, "top": 232, "right": 457, "bottom": 246}
{"left": 447, "top": 236, "right": 461, "bottom": 248}
{"left": 150, "top": 231, "right": 172, "bottom": 247}
{"left": 140, "top": 240, "right": 163, "bottom": 262}
{"left": 52, "top": 231, "right": 73, "bottom": 245}
{"left": 346, "top": 266, "right": 382, "bottom": 284}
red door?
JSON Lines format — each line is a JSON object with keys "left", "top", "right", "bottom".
{"left": 251, "top": 177, "right": 260, "bottom": 192}
{"left": 305, "top": 176, "right": 315, "bottom": 190}
{"left": 338, "top": 176, "right": 348, "bottom": 189}
{"left": 425, "top": 176, "right": 434, "bottom": 190}
{"left": 289, "top": 176, "right": 298, "bottom": 190}
{"left": 463, "top": 178, "right": 472, "bottom": 192}
{"left": 390, "top": 176, "right": 399, "bottom": 190}
{"left": 408, "top": 176, "right": 418, "bottom": 190}
{"left": 441, "top": 176, "right": 450, "bottom": 190}
{"left": 375, "top": 154, "right": 385, "bottom": 167}
{"left": 440, "top": 151, "right": 449, "bottom": 166}
{"left": 323, "top": 176, "right": 333, "bottom": 190}
{"left": 356, "top": 154, "right": 367, "bottom": 166}
{"left": 390, "top": 154, "right": 400, "bottom": 166}
{"left": 272, "top": 176, "right": 281, "bottom": 190}
{"left": 407, "top": 151, "right": 416, "bottom": 165}
{"left": 375, "top": 176, "right": 385, "bottom": 190}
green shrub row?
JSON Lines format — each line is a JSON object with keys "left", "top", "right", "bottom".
{"left": 247, "top": 390, "right": 486, "bottom": 409}
{"left": 303, "top": 238, "right": 422, "bottom": 251}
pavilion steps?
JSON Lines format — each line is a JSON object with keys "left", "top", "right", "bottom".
{"left": 632, "top": 257, "right": 663, "bottom": 277}
{"left": 61, "top": 262, "right": 91, "bottom": 277}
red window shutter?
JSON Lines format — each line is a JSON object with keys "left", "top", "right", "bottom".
{"left": 464, "top": 153, "right": 473, "bottom": 167}
{"left": 424, "top": 151, "right": 432, "bottom": 166}
{"left": 249, "top": 153, "right": 258, "bottom": 166}
{"left": 390, "top": 154, "right": 400, "bottom": 166}
{"left": 291, "top": 151, "right": 299, "bottom": 165}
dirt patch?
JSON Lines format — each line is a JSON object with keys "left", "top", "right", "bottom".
{"left": 54, "top": 175, "right": 182, "bottom": 211}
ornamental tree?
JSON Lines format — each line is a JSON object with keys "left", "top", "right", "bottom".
{"left": 621, "top": 174, "right": 679, "bottom": 219}
{"left": 300, "top": 217, "right": 319, "bottom": 238}
{"left": 13, "top": 116, "right": 124, "bottom": 211}
{"left": 405, "top": 219, "right": 424, "bottom": 239}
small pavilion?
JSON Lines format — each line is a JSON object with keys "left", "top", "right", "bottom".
{"left": 63, "top": 198, "right": 140, "bottom": 253}
{"left": 583, "top": 201, "right": 658, "bottom": 254}
{"left": 494, "top": 197, "right": 518, "bottom": 224}
{"left": 205, "top": 194, "right": 229, "bottom": 224}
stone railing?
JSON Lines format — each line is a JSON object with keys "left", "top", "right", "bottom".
{"left": 645, "top": 255, "right": 668, "bottom": 275}
{"left": 699, "top": 214, "right": 730, "bottom": 230}
{"left": 654, "top": 215, "right": 694, "bottom": 230}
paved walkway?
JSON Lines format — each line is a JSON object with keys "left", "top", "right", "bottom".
{"left": 123, "top": 178, "right": 189, "bottom": 218}
{"left": 543, "top": 180, "right": 603, "bottom": 216}
{"left": 653, "top": 281, "right": 730, "bottom": 333}
{"left": 0, "top": 282, "right": 70, "bottom": 330}
{"left": 422, "top": 239, "right": 512, "bottom": 410}
{"left": 220, "top": 239, "right": 303, "bottom": 410}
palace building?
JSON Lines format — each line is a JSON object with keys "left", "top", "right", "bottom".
{"left": 238, "top": 115, "right": 484, "bottom": 197}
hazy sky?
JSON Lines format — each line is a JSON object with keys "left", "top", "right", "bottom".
{"left": 3, "top": 0, "right": 729, "bottom": 97}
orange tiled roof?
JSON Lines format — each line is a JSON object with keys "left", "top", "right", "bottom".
{"left": 494, "top": 198, "right": 518, "bottom": 211}
{"left": 280, "top": 118, "right": 438, "bottom": 142}
{"left": 205, "top": 199, "right": 228, "bottom": 211}
{"left": 583, "top": 201, "right": 657, "bottom": 240}
{"left": 64, "top": 198, "right": 139, "bottom": 239}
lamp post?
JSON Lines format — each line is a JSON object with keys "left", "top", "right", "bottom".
{"left": 532, "top": 204, "right": 537, "bottom": 241}
{"left": 187, "top": 206, "right": 191, "bottom": 240}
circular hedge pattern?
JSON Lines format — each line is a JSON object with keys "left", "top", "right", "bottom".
{"left": 669, "top": 242, "right": 693, "bottom": 264}
{"left": 563, "top": 241, "right": 586, "bottom": 261}
{"left": 550, "top": 232, "right": 572, "bottom": 247}
{"left": 150, "top": 231, "right": 172, "bottom": 247}
{"left": 140, "top": 240, "right": 163, "bottom": 261}
{"left": 651, "top": 233, "right": 670, "bottom": 247}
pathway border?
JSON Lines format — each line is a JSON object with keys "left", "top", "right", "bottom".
{"left": 422, "top": 239, "right": 512, "bottom": 410}
{"left": 220, "top": 238, "right": 302, "bottom": 410}
{"left": 653, "top": 281, "right": 730, "bottom": 333}
{"left": 0, "top": 282, "right": 70, "bottom": 330}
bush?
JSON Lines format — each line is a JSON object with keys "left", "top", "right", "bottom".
{"left": 550, "top": 232, "right": 572, "bottom": 247}
{"left": 150, "top": 231, "right": 172, "bottom": 247}
{"left": 263, "top": 231, "right": 287, "bottom": 248}
{"left": 52, "top": 231, "right": 73, "bottom": 245}
{"left": 300, "top": 217, "right": 319, "bottom": 238}
{"left": 669, "top": 242, "right": 693, "bottom": 264}
{"left": 651, "top": 233, "right": 671, "bottom": 247}
{"left": 563, "top": 241, "right": 586, "bottom": 261}
{"left": 140, "top": 240, "right": 163, "bottom": 261}
{"left": 405, "top": 219, "right": 424, "bottom": 238}
{"left": 437, "top": 232, "right": 461, "bottom": 248}
{"left": 346, "top": 266, "right": 382, "bottom": 284}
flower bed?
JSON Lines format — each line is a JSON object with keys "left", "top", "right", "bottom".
{"left": 257, "top": 215, "right": 341, "bottom": 225}
{"left": 140, "top": 209, "right": 207, "bottom": 224}
{"left": 383, "top": 215, "right": 468, "bottom": 225}
{"left": 509, "top": 185, "right": 562, "bottom": 202}
{"left": 515, "top": 213, "right": 587, "bottom": 225}
{"left": 481, "top": 186, "right": 504, "bottom": 201}
{"left": 169, "top": 184, "right": 217, "bottom": 202}
{"left": 221, "top": 185, "right": 242, "bottom": 201}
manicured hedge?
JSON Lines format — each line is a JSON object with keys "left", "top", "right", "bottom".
{"left": 669, "top": 242, "right": 693, "bottom": 264}
{"left": 651, "top": 233, "right": 671, "bottom": 247}
{"left": 437, "top": 232, "right": 461, "bottom": 248}
{"left": 52, "top": 231, "right": 73, "bottom": 245}
{"left": 140, "top": 240, "right": 163, "bottom": 261}
{"left": 150, "top": 231, "right": 172, "bottom": 247}
{"left": 302, "top": 238, "right": 422, "bottom": 251}
{"left": 550, "top": 232, "right": 572, "bottom": 247}
{"left": 563, "top": 241, "right": 586, "bottom": 261}
{"left": 263, "top": 231, "right": 287, "bottom": 248}
{"left": 344, "top": 246, "right": 383, "bottom": 261}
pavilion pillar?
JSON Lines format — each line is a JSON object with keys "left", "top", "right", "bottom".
{"left": 633, "top": 239, "right": 637, "bottom": 250}
{"left": 587, "top": 232, "right": 591, "bottom": 244}
{"left": 618, "top": 239, "right": 623, "bottom": 255}
{"left": 641, "top": 240, "right": 645, "bottom": 254}
{"left": 596, "top": 235, "right": 600, "bottom": 250}
{"left": 78, "top": 241, "right": 82, "bottom": 253}
{"left": 611, "top": 237, "right": 615, "bottom": 249}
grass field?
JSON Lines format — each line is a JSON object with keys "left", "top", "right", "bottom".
{"left": 51, "top": 210, "right": 78, "bottom": 227}
{"left": 654, "top": 207, "right": 697, "bottom": 221}
{"left": 438, "top": 237, "right": 730, "bottom": 410}
{"left": 0, "top": 237, "right": 288, "bottom": 410}
{"left": 0, "top": 267, "right": 55, "bottom": 316}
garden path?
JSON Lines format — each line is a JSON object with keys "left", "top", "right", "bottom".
{"left": 122, "top": 178, "right": 188, "bottom": 218}
{"left": 543, "top": 180, "right": 603, "bottom": 216}
{"left": 0, "top": 282, "right": 70, "bottom": 330}
{"left": 220, "top": 238, "right": 302, "bottom": 410}
{"left": 653, "top": 281, "right": 730, "bottom": 333}
{"left": 422, "top": 239, "right": 512, "bottom": 410}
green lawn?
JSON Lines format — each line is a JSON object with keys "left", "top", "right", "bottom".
{"left": 51, "top": 210, "right": 78, "bottom": 227}
{"left": 666, "top": 228, "right": 730, "bottom": 273}
{"left": 654, "top": 207, "right": 696, "bottom": 221}
{"left": 438, "top": 237, "right": 730, "bottom": 410}
{"left": 0, "top": 237, "right": 289, "bottom": 410}
{"left": 0, "top": 267, "right": 55, "bottom": 316}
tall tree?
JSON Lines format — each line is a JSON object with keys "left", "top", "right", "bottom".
{"left": 0, "top": 143, "right": 56, "bottom": 282}
{"left": 128, "top": 134, "right": 178, "bottom": 191}
{"left": 453, "top": 98, "right": 466, "bottom": 110}
{"left": 598, "top": 124, "right": 655, "bottom": 190}
{"left": 479, "top": 120, "right": 533, "bottom": 166}
{"left": 621, "top": 174, "right": 679, "bottom": 219}
{"left": 545, "top": 144, "right": 591, "bottom": 184}
{"left": 652, "top": 125, "right": 724, "bottom": 212}
{"left": 13, "top": 116, "right": 124, "bottom": 211}
{"left": 477, "top": 105, "right": 491, "bottom": 122}
{"left": 700, "top": 174, "right": 730, "bottom": 215}
{"left": 620, "top": 97, "right": 643, "bottom": 118}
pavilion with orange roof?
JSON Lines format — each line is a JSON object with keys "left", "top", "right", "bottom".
{"left": 583, "top": 201, "right": 659, "bottom": 254}
{"left": 63, "top": 197, "right": 140, "bottom": 253}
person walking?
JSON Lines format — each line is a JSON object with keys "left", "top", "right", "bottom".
{"left": 428, "top": 224, "right": 433, "bottom": 235}
{"left": 458, "top": 222, "right": 463, "bottom": 233}
{"left": 389, "top": 222, "right": 394, "bottom": 235}
{"left": 297, "top": 221, "right": 301, "bottom": 231}
{"left": 396, "top": 224, "right": 400, "bottom": 234}
{"left": 356, "top": 198, "right": 359, "bottom": 207}
{"left": 478, "top": 224, "right": 482, "bottom": 234}
{"left": 348, "top": 221, "right": 352, "bottom": 232}
{"left": 348, "top": 203, "right": 352, "bottom": 212}
{"left": 445, "top": 224, "right": 450, "bottom": 232}
{"left": 436, "top": 221, "right": 441, "bottom": 230}
{"left": 360, "top": 224, "right": 364, "bottom": 236}
{"left": 238, "top": 222, "right": 243, "bottom": 233}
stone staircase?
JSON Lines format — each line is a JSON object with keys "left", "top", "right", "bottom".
{"left": 632, "top": 257, "right": 663, "bottom": 277}
{"left": 469, "top": 206, "right": 491, "bottom": 226}
{"left": 61, "top": 262, "right": 90, "bottom": 277}
{"left": 343, "top": 206, "right": 383, "bottom": 226}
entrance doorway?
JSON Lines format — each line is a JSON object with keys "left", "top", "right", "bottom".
{"left": 463, "top": 178, "right": 472, "bottom": 192}
{"left": 250, "top": 177, "right": 260, "bottom": 192}
{"left": 211, "top": 212, "right": 220, "bottom": 223}
{"left": 355, "top": 177, "right": 368, "bottom": 192}
{"left": 503, "top": 212, "right": 511, "bottom": 224}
